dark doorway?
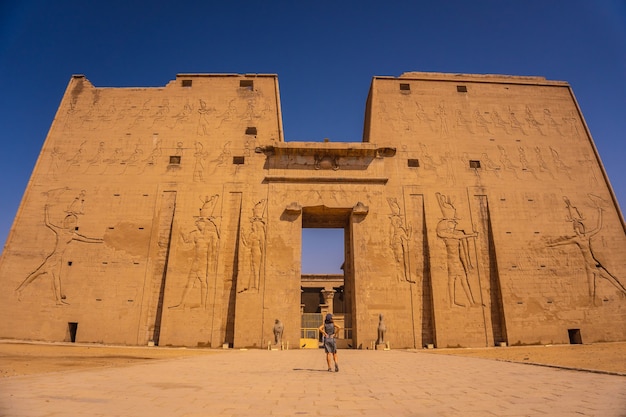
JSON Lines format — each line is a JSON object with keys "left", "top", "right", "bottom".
{"left": 568, "top": 328, "right": 583, "bottom": 344}
{"left": 68, "top": 322, "right": 78, "bottom": 343}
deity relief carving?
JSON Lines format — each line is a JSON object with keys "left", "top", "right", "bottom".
{"left": 169, "top": 195, "right": 220, "bottom": 310}
{"left": 435, "top": 193, "right": 479, "bottom": 307}
{"left": 387, "top": 198, "right": 414, "bottom": 284}
{"left": 547, "top": 195, "right": 626, "bottom": 304}
{"left": 241, "top": 199, "right": 267, "bottom": 292}
{"left": 16, "top": 192, "right": 103, "bottom": 305}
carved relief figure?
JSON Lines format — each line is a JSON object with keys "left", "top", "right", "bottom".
{"left": 490, "top": 110, "right": 510, "bottom": 134}
{"left": 562, "top": 110, "right": 582, "bottom": 137}
{"left": 170, "top": 197, "right": 220, "bottom": 309}
{"left": 549, "top": 147, "right": 572, "bottom": 179}
{"left": 196, "top": 99, "right": 214, "bottom": 136}
{"left": 140, "top": 139, "right": 162, "bottom": 172}
{"left": 414, "top": 101, "right": 434, "bottom": 131}
{"left": 85, "top": 141, "right": 106, "bottom": 171}
{"left": 48, "top": 147, "right": 65, "bottom": 180}
{"left": 66, "top": 141, "right": 86, "bottom": 172}
{"left": 435, "top": 193, "right": 479, "bottom": 307}
{"left": 518, "top": 147, "right": 538, "bottom": 179}
{"left": 387, "top": 198, "right": 414, "bottom": 283}
{"left": 435, "top": 102, "right": 449, "bottom": 137}
{"left": 507, "top": 108, "right": 527, "bottom": 135}
{"left": 473, "top": 110, "right": 492, "bottom": 134}
{"left": 121, "top": 144, "right": 144, "bottom": 173}
{"left": 16, "top": 204, "right": 103, "bottom": 305}
{"left": 525, "top": 105, "right": 545, "bottom": 136}
{"left": 193, "top": 142, "right": 208, "bottom": 181}
{"left": 543, "top": 109, "right": 564, "bottom": 136}
{"left": 242, "top": 199, "right": 266, "bottom": 291}
{"left": 547, "top": 196, "right": 626, "bottom": 303}
{"left": 455, "top": 109, "right": 474, "bottom": 134}
{"left": 534, "top": 146, "right": 555, "bottom": 179}
{"left": 480, "top": 152, "right": 501, "bottom": 178}
{"left": 497, "top": 145, "right": 520, "bottom": 179}
{"left": 151, "top": 99, "right": 170, "bottom": 128}
{"left": 170, "top": 100, "right": 193, "bottom": 129}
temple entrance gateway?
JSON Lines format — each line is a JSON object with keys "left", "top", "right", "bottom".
{"left": 300, "top": 210, "right": 355, "bottom": 349}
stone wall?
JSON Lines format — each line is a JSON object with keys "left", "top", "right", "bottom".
{"left": 0, "top": 72, "right": 624, "bottom": 349}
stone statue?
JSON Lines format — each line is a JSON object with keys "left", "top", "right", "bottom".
{"left": 377, "top": 314, "right": 386, "bottom": 345}
{"left": 273, "top": 319, "right": 284, "bottom": 346}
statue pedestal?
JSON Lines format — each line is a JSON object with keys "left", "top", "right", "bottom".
{"left": 375, "top": 343, "right": 387, "bottom": 350}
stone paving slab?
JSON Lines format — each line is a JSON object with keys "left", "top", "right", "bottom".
{"left": 0, "top": 349, "right": 624, "bottom": 416}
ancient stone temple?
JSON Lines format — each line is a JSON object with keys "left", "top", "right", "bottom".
{"left": 1, "top": 72, "right": 625, "bottom": 349}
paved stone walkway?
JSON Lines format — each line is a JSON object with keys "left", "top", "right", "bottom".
{"left": 0, "top": 349, "right": 624, "bottom": 416}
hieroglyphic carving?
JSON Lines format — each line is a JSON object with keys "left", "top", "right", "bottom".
{"left": 387, "top": 198, "right": 414, "bottom": 283}
{"left": 549, "top": 146, "right": 572, "bottom": 179}
{"left": 435, "top": 193, "right": 479, "bottom": 307}
{"left": 241, "top": 199, "right": 267, "bottom": 292}
{"left": 16, "top": 193, "right": 103, "bottom": 305}
{"left": 169, "top": 195, "right": 220, "bottom": 310}
{"left": 547, "top": 195, "right": 626, "bottom": 303}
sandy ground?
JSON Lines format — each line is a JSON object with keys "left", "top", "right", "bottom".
{"left": 0, "top": 340, "right": 624, "bottom": 378}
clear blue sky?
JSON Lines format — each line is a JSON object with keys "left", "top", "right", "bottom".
{"left": 1, "top": 0, "right": 625, "bottom": 274}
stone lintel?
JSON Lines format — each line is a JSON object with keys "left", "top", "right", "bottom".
{"left": 256, "top": 142, "right": 396, "bottom": 158}
{"left": 263, "top": 176, "right": 388, "bottom": 184}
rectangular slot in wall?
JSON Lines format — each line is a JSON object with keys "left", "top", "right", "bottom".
{"left": 68, "top": 322, "right": 78, "bottom": 343}
{"left": 568, "top": 328, "right": 583, "bottom": 344}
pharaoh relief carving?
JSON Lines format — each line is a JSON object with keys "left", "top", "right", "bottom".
{"left": 546, "top": 195, "right": 626, "bottom": 304}
{"left": 15, "top": 190, "right": 103, "bottom": 305}
{"left": 435, "top": 193, "right": 480, "bottom": 307}
{"left": 196, "top": 99, "right": 215, "bottom": 136}
{"left": 169, "top": 195, "right": 220, "bottom": 310}
{"left": 241, "top": 199, "right": 267, "bottom": 292}
{"left": 387, "top": 198, "right": 414, "bottom": 284}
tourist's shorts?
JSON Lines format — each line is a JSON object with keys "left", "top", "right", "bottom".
{"left": 324, "top": 337, "right": 337, "bottom": 353}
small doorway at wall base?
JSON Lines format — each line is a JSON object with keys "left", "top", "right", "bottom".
{"left": 67, "top": 322, "right": 78, "bottom": 343}
{"left": 568, "top": 328, "right": 582, "bottom": 344}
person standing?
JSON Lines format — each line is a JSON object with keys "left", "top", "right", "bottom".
{"left": 319, "top": 313, "right": 340, "bottom": 372}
